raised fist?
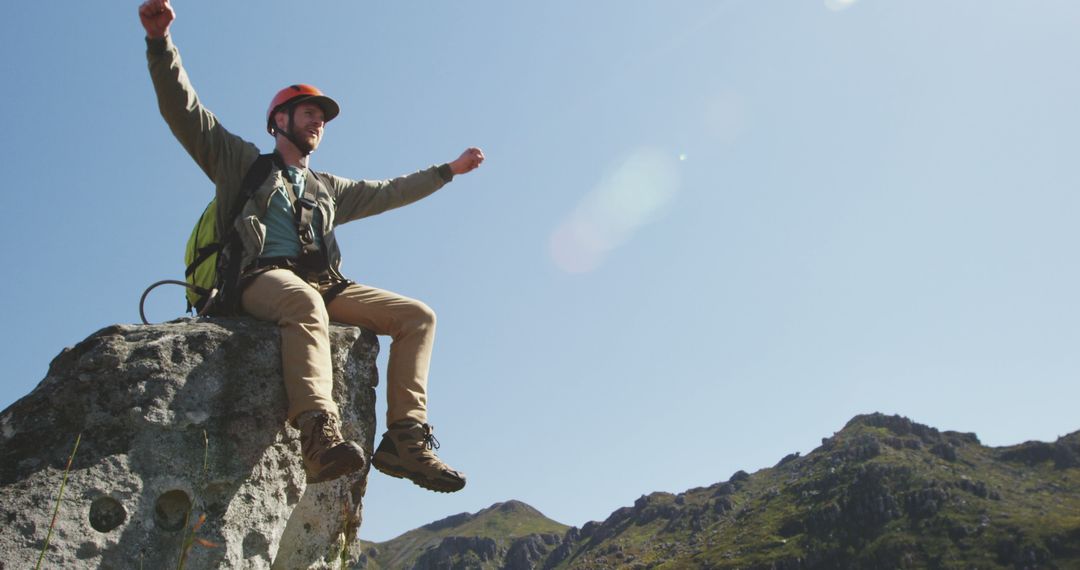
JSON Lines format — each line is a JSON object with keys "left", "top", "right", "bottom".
{"left": 139, "top": 0, "right": 175, "bottom": 39}
{"left": 450, "top": 147, "right": 485, "bottom": 176}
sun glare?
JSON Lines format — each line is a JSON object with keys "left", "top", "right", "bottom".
{"left": 825, "top": 0, "right": 860, "bottom": 11}
{"left": 550, "top": 148, "right": 681, "bottom": 274}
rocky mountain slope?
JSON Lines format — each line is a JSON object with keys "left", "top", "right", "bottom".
{"left": 361, "top": 414, "right": 1080, "bottom": 569}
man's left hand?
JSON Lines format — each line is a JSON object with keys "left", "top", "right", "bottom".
{"left": 449, "top": 147, "right": 485, "bottom": 176}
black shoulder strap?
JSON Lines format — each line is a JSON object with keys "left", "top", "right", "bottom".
{"left": 241, "top": 153, "right": 278, "bottom": 199}
{"left": 220, "top": 152, "right": 277, "bottom": 229}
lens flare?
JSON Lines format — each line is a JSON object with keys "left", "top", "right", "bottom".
{"left": 825, "top": 0, "right": 860, "bottom": 11}
{"left": 550, "top": 148, "right": 681, "bottom": 273}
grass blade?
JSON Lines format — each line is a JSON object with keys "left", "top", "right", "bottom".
{"left": 35, "top": 433, "right": 82, "bottom": 570}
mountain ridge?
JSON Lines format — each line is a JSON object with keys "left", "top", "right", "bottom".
{"left": 359, "top": 413, "right": 1080, "bottom": 569}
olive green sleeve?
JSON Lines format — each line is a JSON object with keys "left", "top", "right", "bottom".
{"left": 145, "top": 35, "right": 259, "bottom": 211}
{"left": 322, "top": 164, "right": 454, "bottom": 225}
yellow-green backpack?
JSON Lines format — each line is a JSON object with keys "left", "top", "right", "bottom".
{"left": 140, "top": 154, "right": 275, "bottom": 323}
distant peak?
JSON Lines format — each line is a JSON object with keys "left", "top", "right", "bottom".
{"left": 420, "top": 501, "right": 545, "bottom": 533}
{"left": 844, "top": 412, "right": 924, "bottom": 433}
{"left": 843, "top": 413, "right": 938, "bottom": 439}
{"left": 490, "top": 500, "right": 540, "bottom": 515}
{"left": 841, "top": 413, "right": 980, "bottom": 445}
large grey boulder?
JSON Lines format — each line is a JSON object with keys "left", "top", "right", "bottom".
{"left": 0, "top": 318, "right": 377, "bottom": 569}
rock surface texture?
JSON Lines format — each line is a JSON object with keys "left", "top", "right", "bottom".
{"left": 0, "top": 318, "right": 378, "bottom": 569}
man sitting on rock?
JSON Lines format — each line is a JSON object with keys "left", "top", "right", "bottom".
{"left": 139, "top": 0, "right": 483, "bottom": 492}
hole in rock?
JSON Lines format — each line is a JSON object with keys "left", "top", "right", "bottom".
{"left": 154, "top": 490, "right": 191, "bottom": 532}
{"left": 89, "top": 496, "right": 127, "bottom": 532}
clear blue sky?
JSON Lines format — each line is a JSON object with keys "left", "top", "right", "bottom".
{"left": 3, "top": 0, "right": 1079, "bottom": 543}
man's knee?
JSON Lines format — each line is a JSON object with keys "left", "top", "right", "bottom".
{"left": 277, "top": 286, "right": 328, "bottom": 324}
{"left": 405, "top": 300, "right": 436, "bottom": 332}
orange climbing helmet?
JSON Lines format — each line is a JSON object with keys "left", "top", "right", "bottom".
{"left": 266, "top": 84, "right": 340, "bottom": 135}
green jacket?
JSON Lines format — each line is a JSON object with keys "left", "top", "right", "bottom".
{"left": 146, "top": 35, "right": 452, "bottom": 279}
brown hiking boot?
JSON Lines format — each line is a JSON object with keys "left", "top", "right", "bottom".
{"left": 297, "top": 412, "right": 367, "bottom": 484}
{"left": 371, "top": 422, "right": 466, "bottom": 493}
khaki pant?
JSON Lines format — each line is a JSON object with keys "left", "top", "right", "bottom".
{"left": 241, "top": 268, "right": 436, "bottom": 427}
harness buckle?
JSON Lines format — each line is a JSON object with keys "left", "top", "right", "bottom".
{"left": 298, "top": 226, "right": 315, "bottom": 245}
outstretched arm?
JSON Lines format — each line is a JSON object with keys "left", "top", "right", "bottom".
{"left": 139, "top": 0, "right": 174, "bottom": 39}
{"left": 327, "top": 147, "right": 486, "bottom": 224}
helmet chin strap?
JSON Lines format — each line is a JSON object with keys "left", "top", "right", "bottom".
{"left": 273, "top": 105, "right": 314, "bottom": 156}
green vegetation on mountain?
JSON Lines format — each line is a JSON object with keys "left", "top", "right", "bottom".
{"left": 550, "top": 414, "right": 1080, "bottom": 569}
{"left": 359, "top": 500, "right": 569, "bottom": 569}
{"left": 358, "top": 414, "right": 1080, "bottom": 569}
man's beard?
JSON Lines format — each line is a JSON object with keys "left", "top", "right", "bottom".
{"left": 289, "top": 124, "right": 318, "bottom": 155}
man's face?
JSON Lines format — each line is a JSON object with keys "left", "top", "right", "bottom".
{"left": 278, "top": 101, "right": 326, "bottom": 152}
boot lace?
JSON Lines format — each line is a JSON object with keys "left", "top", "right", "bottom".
{"left": 422, "top": 424, "right": 441, "bottom": 451}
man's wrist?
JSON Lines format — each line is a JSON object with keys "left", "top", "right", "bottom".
{"left": 145, "top": 34, "right": 170, "bottom": 55}
{"left": 438, "top": 163, "right": 454, "bottom": 182}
